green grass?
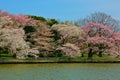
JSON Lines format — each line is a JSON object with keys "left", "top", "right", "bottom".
{"left": 79, "top": 53, "right": 120, "bottom": 61}
{"left": 0, "top": 53, "right": 120, "bottom": 63}
{"left": 0, "top": 54, "right": 14, "bottom": 57}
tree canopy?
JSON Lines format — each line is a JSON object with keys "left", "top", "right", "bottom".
{"left": 0, "top": 10, "right": 120, "bottom": 59}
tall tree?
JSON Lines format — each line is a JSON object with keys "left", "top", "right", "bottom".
{"left": 33, "top": 25, "right": 55, "bottom": 57}
{"left": 0, "top": 16, "right": 39, "bottom": 59}
{"left": 51, "top": 24, "right": 83, "bottom": 57}
{"left": 81, "top": 22, "right": 120, "bottom": 59}
{"left": 76, "top": 12, "right": 120, "bottom": 32}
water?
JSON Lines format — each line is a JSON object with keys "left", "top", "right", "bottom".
{"left": 0, "top": 63, "right": 120, "bottom": 80}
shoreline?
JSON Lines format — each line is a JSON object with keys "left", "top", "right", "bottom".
{"left": 0, "top": 60, "right": 120, "bottom": 64}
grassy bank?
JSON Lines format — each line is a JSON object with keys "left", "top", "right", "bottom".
{"left": 0, "top": 59, "right": 120, "bottom": 64}
{"left": 0, "top": 54, "right": 120, "bottom": 64}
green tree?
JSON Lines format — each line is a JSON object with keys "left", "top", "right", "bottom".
{"left": 47, "top": 19, "right": 59, "bottom": 26}
{"left": 28, "top": 15, "right": 47, "bottom": 22}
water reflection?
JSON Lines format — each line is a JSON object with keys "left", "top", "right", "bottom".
{"left": 0, "top": 64, "right": 120, "bottom": 80}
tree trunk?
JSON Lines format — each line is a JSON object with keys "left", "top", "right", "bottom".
{"left": 81, "top": 53, "right": 84, "bottom": 57}
{"left": 87, "top": 48, "right": 93, "bottom": 60}
{"left": 98, "top": 51, "right": 102, "bottom": 57}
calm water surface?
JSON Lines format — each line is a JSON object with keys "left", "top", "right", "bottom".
{"left": 0, "top": 63, "right": 120, "bottom": 80}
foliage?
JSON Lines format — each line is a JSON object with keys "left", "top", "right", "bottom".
{"left": 0, "top": 10, "right": 120, "bottom": 60}
{"left": 0, "top": 54, "right": 14, "bottom": 57}
{"left": 0, "top": 10, "right": 40, "bottom": 59}
{"left": 0, "top": 10, "right": 39, "bottom": 28}
{"left": 51, "top": 24, "right": 84, "bottom": 58}
{"left": 57, "top": 43, "right": 81, "bottom": 58}
{"left": 51, "top": 24, "right": 83, "bottom": 44}
{"left": 23, "top": 26, "right": 37, "bottom": 34}
{"left": 81, "top": 22, "right": 120, "bottom": 59}
{"left": 0, "top": 26, "right": 39, "bottom": 59}
{"left": 47, "top": 18, "right": 59, "bottom": 26}
{"left": 28, "top": 15, "right": 47, "bottom": 22}
{"left": 32, "top": 25, "right": 55, "bottom": 57}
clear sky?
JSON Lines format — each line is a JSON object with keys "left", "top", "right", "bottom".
{"left": 0, "top": 0, "right": 120, "bottom": 21}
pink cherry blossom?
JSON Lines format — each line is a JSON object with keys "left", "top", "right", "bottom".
{"left": 81, "top": 22, "right": 120, "bottom": 57}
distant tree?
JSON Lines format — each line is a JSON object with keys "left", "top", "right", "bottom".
{"left": 47, "top": 19, "right": 59, "bottom": 26}
{"left": 64, "top": 21, "right": 72, "bottom": 25}
{"left": 28, "top": 15, "right": 47, "bottom": 22}
{"left": 76, "top": 12, "right": 120, "bottom": 32}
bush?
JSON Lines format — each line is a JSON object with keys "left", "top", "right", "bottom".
{"left": 0, "top": 54, "right": 14, "bottom": 57}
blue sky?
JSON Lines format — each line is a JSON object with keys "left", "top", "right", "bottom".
{"left": 0, "top": 0, "right": 120, "bottom": 21}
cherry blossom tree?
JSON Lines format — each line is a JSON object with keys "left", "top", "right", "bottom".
{"left": 32, "top": 25, "right": 55, "bottom": 57}
{"left": 81, "top": 22, "right": 120, "bottom": 59}
{"left": 51, "top": 24, "right": 83, "bottom": 44}
{"left": 0, "top": 10, "right": 46, "bottom": 59}
{"left": 51, "top": 24, "right": 83, "bottom": 57}
{"left": 0, "top": 16, "right": 39, "bottom": 59}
